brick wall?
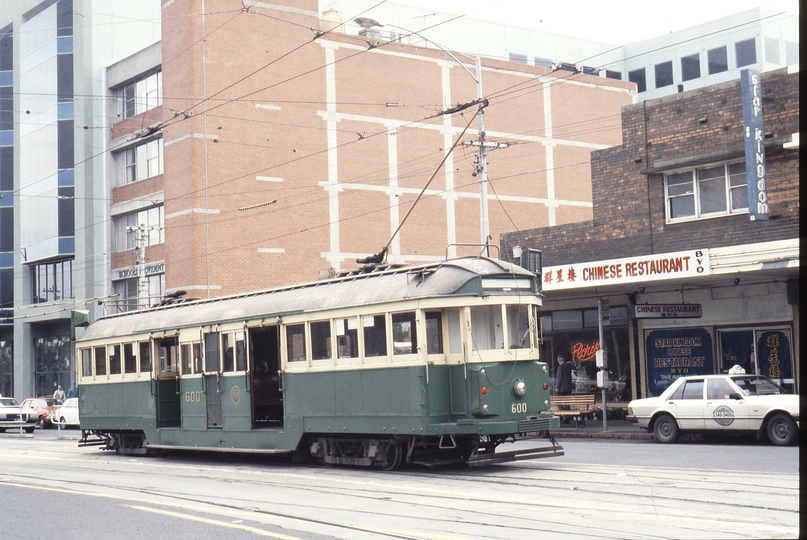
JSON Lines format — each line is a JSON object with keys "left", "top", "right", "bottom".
{"left": 503, "top": 68, "right": 799, "bottom": 266}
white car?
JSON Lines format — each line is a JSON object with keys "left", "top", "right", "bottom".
{"left": 0, "top": 397, "right": 36, "bottom": 433}
{"left": 627, "top": 374, "right": 799, "bottom": 445}
{"left": 49, "top": 397, "right": 80, "bottom": 428}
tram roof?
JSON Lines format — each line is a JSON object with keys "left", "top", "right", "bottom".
{"left": 78, "top": 257, "right": 540, "bottom": 341}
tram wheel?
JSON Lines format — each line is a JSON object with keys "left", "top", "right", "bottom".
{"left": 379, "top": 442, "right": 403, "bottom": 471}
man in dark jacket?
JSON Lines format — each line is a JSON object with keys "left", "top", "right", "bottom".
{"left": 555, "top": 355, "right": 573, "bottom": 419}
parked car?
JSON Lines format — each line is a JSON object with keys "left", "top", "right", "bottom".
{"left": 48, "top": 397, "right": 80, "bottom": 428}
{"left": 627, "top": 374, "right": 799, "bottom": 445}
{"left": 0, "top": 396, "right": 36, "bottom": 433}
{"left": 20, "top": 397, "right": 61, "bottom": 429}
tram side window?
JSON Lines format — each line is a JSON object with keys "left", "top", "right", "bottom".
{"left": 311, "top": 321, "right": 332, "bottom": 360}
{"left": 81, "top": 348, "right": 92, "bottom": 377}
{"left": 363, "top": 315, "right": 387, "bottom": 357}
{"left": 161, "top": 342, "right": 178, "bottom": 373}
{"left": 124, "top": 343, "right": 137, "bottom": 373}
{"left": 392, "top": 312, "right": 416, "bottom": 355}
{"left": 425, "top": 312, "right": 443, "bottom": 354}
{"left": 95, "top": 346, "right": 106, "bottom": 376}
{"left": 235, "top": 331, "right": 246, "bottom": 371}
{"left": 223, "top": 333, "right": 234, "bottom": 372}
{"left": 470, "top": 305, "right": 504, "bottom": 350}
{"left": 286, "top": 324, "right": 306, "bottom": 362}
{"left": 447, "top": 309, "right": 461, "bottom": 354}
{"left": 109, "top": 345, "right": 122, "bottom": 375}
{"left": 336, "top": 317, "right": 358, "bottom": 359}
{"left": 193, "top": 342, "right": 202, "bottom": 373}
{"left": 181, "top": 344, "right": 192, "bottom": 374}
{"left": 506, "top": 305, "right": 530, "bottom": 349}
{"left": 139, "top": 341, "right": 152, "bottom": 372}
{"left": 203, "top": 332, "right": 220, "bottom": 372}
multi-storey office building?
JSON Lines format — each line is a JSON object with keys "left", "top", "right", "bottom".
{"left": 502, "top": 67, "right": 799, "bottom": 402}
{"left": 0, "top": 0, "right": 160, "bottom": 398}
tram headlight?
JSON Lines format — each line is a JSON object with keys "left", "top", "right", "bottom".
{"left": 482, "top": 404, "right": 490, "bottom": 413}
{"left": 513, "top": 379, "right": 527, "bottom": 398}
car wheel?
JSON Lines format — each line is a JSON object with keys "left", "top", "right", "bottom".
{"left": 653, "top": 413, "right": 680, "bottom": 443}
{"left": 58, "top": 417, "right": 67, "bottom": 429}
{"left": 36, "top": 416, "right": 45, "bottom": 429}
{"left": 767, "top": 413, "right": 797, "bottom": 446}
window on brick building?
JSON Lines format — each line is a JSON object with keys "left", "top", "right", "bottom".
{"left": 112, "top": 205, "right": 164, "bottom": 252}
{"left": 735, "top": 38, "right": 756, "bottom": 68}
{"left": 681, "top": 53, "right": 700, "bottom": 81}
{"left": 654, "top": 61, "right": 673, "bottom": 88}
{"left": 114, "top": 70, "right": 162, "bottom": 121}
{"left": 115, "top": 138, "right": 163, "bottom": 185}
{"left": 664, "top": 162, "right": 747, "bottom": 222}
{"left": 628, "top": 68, "right": 646, "bottom": 92}
{"left": 707, "top": 46, "right": 728, "bottom": 74}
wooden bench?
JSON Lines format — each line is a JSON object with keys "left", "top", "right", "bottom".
{"left": 551, "top": 394, "right": 597, "bottom": 427}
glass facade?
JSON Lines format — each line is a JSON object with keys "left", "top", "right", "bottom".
{"left": 34, "top": 335, "right": 72, "bottom": 397}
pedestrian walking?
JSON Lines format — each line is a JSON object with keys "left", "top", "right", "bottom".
{"left": 66, "top": 382, "right": 78, "bottom": 399}
{"left": 53, "top": 384, "right": 66, "bottom": 401}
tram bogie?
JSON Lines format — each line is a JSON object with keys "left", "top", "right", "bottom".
{"left": 76, "top": 257, "right": 562, "bottom": 467}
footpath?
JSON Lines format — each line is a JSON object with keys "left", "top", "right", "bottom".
{"left": 551, "top": 418, "right": 653, "bottom": 440}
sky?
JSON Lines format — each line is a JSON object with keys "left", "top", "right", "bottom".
{"left": 393, "top": 0, "right": 799, "bottom": 44}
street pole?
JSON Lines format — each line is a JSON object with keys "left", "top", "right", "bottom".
{"left": 598, "top": 297, "right": 608, "bottom": 432}
{"left": 474, "top": 57, "right": 489, "bottom": 257}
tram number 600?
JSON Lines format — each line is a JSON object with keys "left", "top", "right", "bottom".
{"left": 511, "top": 402, "right": 528, "bottom": 414}
{"left": 185, "top": 391, "right": 202, "bottom": 403}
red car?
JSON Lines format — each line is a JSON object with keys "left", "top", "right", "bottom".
{"left": 20, "top": 397, "right": 61, "bottom": 429}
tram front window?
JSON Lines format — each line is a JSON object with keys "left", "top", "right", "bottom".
{"left": 470, "top": 305, "right": 504, "bottom": 350}
{"left": 506, "top": 305, "right": 530, "bottom": 349}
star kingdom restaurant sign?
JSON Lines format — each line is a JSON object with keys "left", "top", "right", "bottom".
{"left": 542, "top": 249, "right": 709, "bottom": 291}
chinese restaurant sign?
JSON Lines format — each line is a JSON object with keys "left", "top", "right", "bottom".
{"left": 543, "top": 250, "right": 709, "bottom": 291}
{"left": 645, "top": 328, "right": 713, "bottom": 396}
{"left": 634, "top": 304, "right": 702, "bottom": 319}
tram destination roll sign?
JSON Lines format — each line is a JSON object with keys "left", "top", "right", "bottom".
{"left": 740, "top": 68, "right": 769, "bottom": 221}
{"left": 634, "top": 304, "right": 702, "bottom": 319}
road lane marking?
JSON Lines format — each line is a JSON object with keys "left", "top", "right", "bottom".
{"left": 131, "top": 506, "right": 301, "bottom": 539}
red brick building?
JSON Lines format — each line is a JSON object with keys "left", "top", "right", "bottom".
{"left": 106, "top": 0, "right": 634, "bottom": 308}
{"left": 503, "top": 67, "right": 799, "bottom": 401}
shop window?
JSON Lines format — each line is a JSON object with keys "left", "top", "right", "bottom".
{"left": 707, "top": 46, "right": 728, "bottom": 74}
{"left": 735, "top": 38, "right": 756, "bottom": 68}
{"left": 552, "top": 310, "right": 582, "bottom": 331}
{"left": 681, "top": 53, "right": 700, "bottom": 81}
{"left": 718, "top": 328, "right": 794, "bottom": 391}
{"left": 628, "top": 68, "right": 646, "bottom": 92}
{"left": 665, "top": 162, "right": 747, "bottom": 222}
{"left": 654, "top": 61, "right": 673, "bottom": 88}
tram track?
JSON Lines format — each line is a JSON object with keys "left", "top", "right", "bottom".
{"left": 0, "top": 440, "right": 798, "bottom": 539}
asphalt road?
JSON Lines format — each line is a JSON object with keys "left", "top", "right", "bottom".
{"left": 0, "top": 429, "right": 799, "bottom": 539}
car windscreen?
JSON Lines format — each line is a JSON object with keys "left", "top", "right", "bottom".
{"left": 732, "top": 376, "right": 787, "bottom": 396}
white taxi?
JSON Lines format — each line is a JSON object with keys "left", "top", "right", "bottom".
{"left": 627, "top": 373, "right": 799, "bottom": 445}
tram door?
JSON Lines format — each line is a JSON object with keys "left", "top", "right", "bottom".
{"left": 203, "top": 332, "right": 223, "bottom": 428}
{"left": 248, "top": 326, "right": 283, "bottom": 428}
{"left": 156, "top": 338, "right": 181, "bottom": 428}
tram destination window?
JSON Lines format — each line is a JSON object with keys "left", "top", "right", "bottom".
{"left": 392, "top": 312, "right": 416, "bottom": 355}
{"left": 286, "top": 324, "right": 306, "bottom": 362}
{"left": 363, "top": 315, "right": 388, "bottom": 357}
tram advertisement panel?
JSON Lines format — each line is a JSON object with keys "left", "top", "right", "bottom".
{"left": 646, "top": 328, "right": 713, "bottom": 396}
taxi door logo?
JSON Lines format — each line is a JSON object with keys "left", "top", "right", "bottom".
{"left": 712, "top": 405, "right": 734, "bottom": 426}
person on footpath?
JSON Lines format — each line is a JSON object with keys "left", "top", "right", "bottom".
{"left": 66, "top": 382, "right": 78, "bottom": 399}
{"left": 53, "top": 384, "right": 66, "bottom": 402}
{"left": 555, "top": 355, "right": 573, "bottom": 422}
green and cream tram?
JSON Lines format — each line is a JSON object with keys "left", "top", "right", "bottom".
{"left": 76, "top": 257, "right": 561, "bottom": 469}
